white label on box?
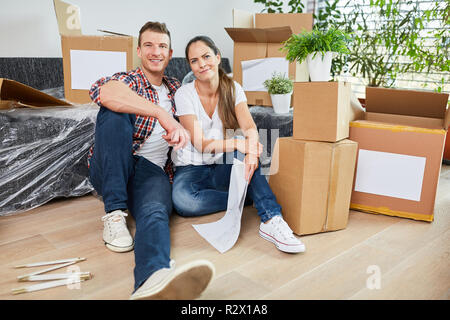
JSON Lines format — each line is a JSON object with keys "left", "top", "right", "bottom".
{"left": 354, "top": 149, "right": 426, "bottom": 201}
{"left": 241, "top": 57, "right": 289, "bottom": 91}
{"left": 70, "top": 50, "right": 127, "bottom": 90}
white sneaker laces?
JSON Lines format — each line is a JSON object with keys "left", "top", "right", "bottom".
{"left": 271, "top": 216, "right": 295, "bottom": 241}
{"left": 101, "top": 211, "right": 129, "bottom": 237}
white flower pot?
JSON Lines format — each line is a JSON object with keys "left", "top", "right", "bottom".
{"left": 270, "top": 92, "right": 292, "bottom": 114}
{"left": 306, "top": 51, "right": 333, "bottom": 81}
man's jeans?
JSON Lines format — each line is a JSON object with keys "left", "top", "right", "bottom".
{"left": 89, "top": 107, "right": 172, "bottom": 291}
{"left": 172, "top": 152, "right": 282, "bottom": 223}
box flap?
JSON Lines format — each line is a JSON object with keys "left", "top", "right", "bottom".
{"left": 53, "top": 0, "right": 82, "bottom": 36}
{"left": 225, "top": 27, "right": 292, "bottom": 43}
{"left": 255, "top": 13, "right": 313, "bottom": 34}
{"left": 232, "top": 9, "right": 254, "bottom": 28}
{"left": 0, "top": 78, "right": 71, "bottom": 109}
{"left": 366, "top": 86, "right": 449, "bottom": 120}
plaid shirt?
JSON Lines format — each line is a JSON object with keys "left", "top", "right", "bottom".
{"left": 88, "top": 67, "right": 181, "bottom": 182}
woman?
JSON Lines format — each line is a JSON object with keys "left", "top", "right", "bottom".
{"left": 171, "top": 36, "right": 305, "bottom": 253}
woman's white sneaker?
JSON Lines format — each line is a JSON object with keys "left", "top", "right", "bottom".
{"left": 259, "top": 215, "right": 305, "bottom": 253}
{"left": 101, "top": 210, "right": 134, "bottom": 253}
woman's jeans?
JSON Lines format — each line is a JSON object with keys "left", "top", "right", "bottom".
{"left": 88, "top": 107, "right": 172, "bottom": 291}
{"left": 172, "top": 153, "right": 282, "bottom": 223}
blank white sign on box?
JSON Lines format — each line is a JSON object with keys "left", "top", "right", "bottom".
{"left": 241, "top": 57, "right": 289, "bottom": 91}
{"left": 70, "top": 50, "right": 127, "bottom": 90}
{"left": 354, "top": 149, "right": 426, "bottom": 201}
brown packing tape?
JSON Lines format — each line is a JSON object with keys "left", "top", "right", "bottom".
{"left": 323, "top": 144, "right": 338, "bottom": 232}
{"left": 326, "top": 141, "right": 358, "bottom": 231}
{"left": 322, "top": 145, "right": 335, "bottom": 232}
{"left": 350, "top": 203, "right": 434, "bottom": 222}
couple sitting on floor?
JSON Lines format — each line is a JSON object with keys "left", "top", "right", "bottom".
{"left": 88, "top": 21, "right": 305, "bottom": 300}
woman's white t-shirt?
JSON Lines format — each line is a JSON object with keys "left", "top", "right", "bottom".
{"left": 172, "top": 80, "right": 247, "bottom": 166}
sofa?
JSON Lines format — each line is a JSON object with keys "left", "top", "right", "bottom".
{"left": 0, "top": 57, "right": 293, "bottom": 216}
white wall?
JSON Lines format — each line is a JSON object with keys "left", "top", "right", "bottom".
{"left": 0, "top": 0, "right": 266, "bottom": 63}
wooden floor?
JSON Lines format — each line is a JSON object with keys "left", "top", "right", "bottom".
{"left": 1, "top": 165, "right": 449, "bottom": 300}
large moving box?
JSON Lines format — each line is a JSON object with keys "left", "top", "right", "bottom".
{"left": 349, "top": 87, "right": 449, "bottom": 222}
{"left": 53, "top": 0, "right": 139, "bottom": 104}
{"left": 226, "top": 11, "right": 313, "bottom": 106}
{"left": 269, "top": 137, "right": 358, "bottom": 235}
{"left": 293, "top": 81, "right": 353, "bottom": 142}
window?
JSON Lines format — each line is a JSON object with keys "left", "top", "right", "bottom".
{"left": 311, "top": 0, "right": 449, "bottom": 98}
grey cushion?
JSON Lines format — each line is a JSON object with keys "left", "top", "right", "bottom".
{"left": 249, "top": 106, "right": 293, "bottom": 169}
{"left": 0, "top": 58, "right": 64, "bottom": 90}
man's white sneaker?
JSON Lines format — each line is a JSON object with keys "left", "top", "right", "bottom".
{"left": 130, "top": 259, "right": 215, "bottom": 300}
{"left": 259, "top": 215, "right": 305, "bottom": 253}
{"left": 101, "top": 210, "right": 134, "bottom": 253}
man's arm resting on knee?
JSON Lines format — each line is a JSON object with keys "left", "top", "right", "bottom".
{"left": 99, "top": 80, "right": 164, "bottom": 118}
{"left": 98, "top": 80, "right": 189, "bottom": 150}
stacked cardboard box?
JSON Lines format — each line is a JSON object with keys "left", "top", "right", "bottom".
{"left": 349, "top": 87, "right": 449, "bottom": 222}
{"left": 268, "top": 81, "right": 360, "bottom": 235}
{"left": 225, "top": 10, "right": 359, "bottom": 235}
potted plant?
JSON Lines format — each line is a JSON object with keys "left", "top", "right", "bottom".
{"left": 281, "top": 27, "right": 351, "bottom": 81}
{"left": 263, "top": 72, "right": 293, "bottom": 114}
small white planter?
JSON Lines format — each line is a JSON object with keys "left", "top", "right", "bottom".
{"left": 306, "top": 51, "right": 333, "bottom": 81}
{"left": 270, "top": 92, "right": 292, "bottom": 114}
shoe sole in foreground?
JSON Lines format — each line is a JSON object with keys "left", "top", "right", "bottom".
{"left": 104, "top": 241, "right": 134, "bottom": 253}
{"left": 259, "top": 230, "right": 305, "bottom": 253}
{"left": 130, "top": 260, "right": 215, "bottom": 300}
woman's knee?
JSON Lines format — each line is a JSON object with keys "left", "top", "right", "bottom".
{"left": 172, "top": 183, "right": 200, "bottom": 217}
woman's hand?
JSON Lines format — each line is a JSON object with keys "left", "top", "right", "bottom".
{"left": 244, "top": 153, "right": 259, "bottom": 182}
{"left": 235, "top": 138, "right": 262, "bottom": 182}
{"left": 235, "top": 139, "right": 263, "bottom": 157}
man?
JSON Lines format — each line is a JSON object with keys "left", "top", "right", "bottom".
{"left": 88, "top": 21, "right": 214, "bottom": 300}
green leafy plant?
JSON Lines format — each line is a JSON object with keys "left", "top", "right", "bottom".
{"left": 316, "top": 0, "right": 449, "bottom": 91}
{"left": 281, "top": 27, "right": 351, "bottom": 64}
{"left": 263, "top": 72, "right": 293, "bottom": 94}
{"left": 254, "top": 0, "right": 304, "bottom": 13}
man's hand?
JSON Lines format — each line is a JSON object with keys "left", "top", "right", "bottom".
{"left": 158, "top": 111, "right": 190, "bottom": 151}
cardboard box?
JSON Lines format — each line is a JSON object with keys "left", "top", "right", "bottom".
{"left": 349, "top": 87, "right": 449, "bottom": 222}
{"left": 268, "top": 137, "right": 358, "bottom": 235}
{"left": 0, "top": 78, "right": 71, "bottom": 109}
{"left": 54, "top": 0, "right": 139, "bottom": 104}
{"left": 226, "top": 11, "right": 313, "bottom": 106}
{"left": 293, "top": 81, "right": 353, "bottom": 142}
